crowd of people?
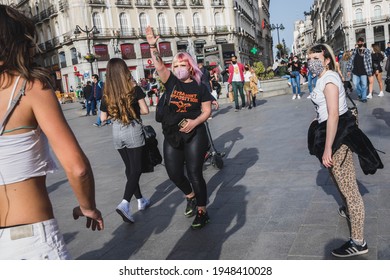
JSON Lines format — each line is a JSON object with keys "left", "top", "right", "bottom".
{"left": 0, "top": 4, "right": 386, "bottom": 260}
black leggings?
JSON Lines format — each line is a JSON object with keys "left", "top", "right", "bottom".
{"left": 117, "top": 146, "right": 143, "bottom": 201}
{"left": 163, "top": 124, "right": 209, "bottom": 206}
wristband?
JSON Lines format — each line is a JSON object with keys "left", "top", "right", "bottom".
{"left": 149, "top": 44, "right": 157, "bottom": 48}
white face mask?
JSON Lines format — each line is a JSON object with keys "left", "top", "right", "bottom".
{"left": 174, "top": 67, "right": 190, "bottom": 81}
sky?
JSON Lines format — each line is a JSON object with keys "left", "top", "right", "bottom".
{"left": 269, "top": 0, "right": 314, "bottom": 54}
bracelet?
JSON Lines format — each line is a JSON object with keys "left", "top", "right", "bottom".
{"left": 149, "top": 44, "right": 157, "bottom": 48}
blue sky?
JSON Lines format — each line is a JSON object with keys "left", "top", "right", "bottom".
{"left": 269, "top": 0, "right": 314, "bottom": 53}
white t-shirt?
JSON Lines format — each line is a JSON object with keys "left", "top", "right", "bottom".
{"left": 232, "top": 64, "right": 242, "bottom": 82}
{"left": 244, "top": 71, "right": 251, "bottom": 82}
{"left": 311, "top": 71, "right": 348, "bottom": 123}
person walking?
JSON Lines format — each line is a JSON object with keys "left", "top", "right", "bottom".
{"left": 368, "top": 44, "right": 384, "bottom": 98}
{"left": 83, "top": 81, "right": 93, "bottom": 116}
{"left": 146, "top": 26, "right": 212, "bottom": 229}
{"left": 243, "top": 64, "right": 253, "bottom": 109}
{"left": 100, "top": 58, "right": 150, "bottom": 223}
{"left": 337, "top": 51, "right": 353, "bottom": 95}
{"left": 92, "top": 74, "right": 105, "bottom": 126}
{"left": 288, "top": 55, "right": 302, "bottom": 99}
{"left": 0, "top": 5, "right": 104, "bottom": 260}
{"left": 249, "top": 66, "right": 259, "bottom": 107}
{"left": 306, "top": 69, "right": 318, "bottom": 98}
{"left": 307, "top": 44, "right": 383, "bottom": 258}
{"left": 228, "top": 55, "right": 246, "bottom": 111}
{"left": 347, "top": 37, "right": 372, "bottom": 103}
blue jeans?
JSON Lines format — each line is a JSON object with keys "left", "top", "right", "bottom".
{"left": 352, "top": 74, "right": 367, "bottom": 100}
{"left": 291, "top": 71, "right": 301, "bottom": 94}
{"left": 308, "top": 73, "right": 318, "bottom": 93}
{"left": 281, "top": 75, "right": 291, "bottom": 84}
{"left": 96, "top": 99, "right": 102, "bottom": 125}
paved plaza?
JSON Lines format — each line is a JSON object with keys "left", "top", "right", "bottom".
{"left": 47, "top": 86, "right": 390, "bottom": 260}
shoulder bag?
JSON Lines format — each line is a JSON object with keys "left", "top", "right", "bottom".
{"left": 137, "top": 120, "right": 163, "bottom": 173}
{"left": 155, "top": 85, "right": 175, "bottom": 123}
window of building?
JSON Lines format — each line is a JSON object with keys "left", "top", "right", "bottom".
{"left": 92, "top": 13, "right": 103, "bottom": 33}
{"left": 355, "top": 8, "right": 363, "bottom": 22}
{"left": 176, "top": 13, "right": 186, "bottom": 34}
{"left": 140, "top": 43, "right": 151, "bottom": 58}
{"left": 158, "top": 13, "right": 169, "bottom": 35}
{"left": 193, "top": 12, "right": 202, "bottom": 33}
{"left": 139, "top": 13, "right": 148, "bottom": 36}
{"left": 355, "top": 28, "right": 366, "bottom": 42}
{"left": 59, "top": 52, "right": 66, "bottom": 68}
{"left": 119, "top": 13, "right": 130, "bottom": 36}
{"left": 373, "top": 5, "right": 381, "bottom": 19}
{"left": 159, "top": 42, "right": 173, "bottom": 57}
{"left": 70, "top": 48, "right": 78, "bottom": 65}
{"left": 214, "top": 12, "right": 223, "bottom": 27}
{"left": 120, "top": 43, "right": 136, "bottom": 59}
{"left": 94, "top": 44, "right": 110, "bottom": 61}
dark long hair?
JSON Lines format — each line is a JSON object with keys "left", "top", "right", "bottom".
{"left": 103, "top": 58, "right": 137, "bottom": 124}
{"left": 0, "top": 5, "right": 53, "bottom": 89}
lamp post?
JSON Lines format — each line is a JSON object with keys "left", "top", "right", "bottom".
{"left": 73, "top": 25, "right": 100, "bottom": 76}
{"left": 271, "top": 23, "right": 285, "bottom": 45}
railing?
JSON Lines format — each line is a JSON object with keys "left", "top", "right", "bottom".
{"left": 172, "top": 0, "right": 186, "bottom": 7}
{"left": 353, "top": 18, "right": 366, "bottom": 25}
{"left": 371, "top": 15, "right": 387, "bottom": 23}
{"left": 210, "top": 0, "right": 224, "bottom": 7}
{"left": 88, "top": 0, "right": 106, "bottom": 6}
{"left": 63, "top": 31, "right": 73, "bottom": 43}
{"left": 134, "top": 0, "right": 152, "bottom": 7}
{"left": 189, "top": 0, "right": 203, "bottom": 7}
{"left": 47, "top": 5, "right": 58, "bottom": 16}
{"left": 158, "top": 27, "right": 173, "bottom": 36}
{"left": 176, "top": 26, "right": 190, "bottom": 36}
{"left": 39, "top": 10, "right": 50, "bottom": 21}
{"left": 115, "top": 0, "right": 132, "bottom": 5}
{"left": 120, "top": 28, "right": 137, "bottom": 37}
{"left": 192, "top": 26, "right": 207, "bottom": 35}
{"left": 352, "top": 0, "right": 364, "bottom": 5}
{"left": 154, "top": 0, "right": 169, "bottom": 7}
{"left": 214, "top": 25, "right": 230, "bottom": 33}
{"left": 45, "top": 40, "right": 54, "bottom": 50}
{"left": 58, "top": 0, "right": 69, "bottom": 11}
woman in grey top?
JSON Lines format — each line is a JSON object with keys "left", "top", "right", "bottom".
{"left": 337, "top": 50, "right": 353, "bottom": 94}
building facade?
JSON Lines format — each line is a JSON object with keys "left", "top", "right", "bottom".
{"left": 4, "top": 0, "right": 272, "bottom": 92}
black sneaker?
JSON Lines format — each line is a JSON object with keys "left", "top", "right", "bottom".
{"left": 332, "top": 239, "right": 368, "bottom": 258}
{"left": 338, "top": 205, "right": 350, "bottom": 221}
{"left": 191, "top": 210, "right": 210, "bottom": 229}
{"left": 184, "top": 196, "right": 197, "bottom": 217}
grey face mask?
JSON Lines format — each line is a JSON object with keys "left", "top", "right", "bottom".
{"left": 308, "top": 59, "right": 325, "bottom": 77}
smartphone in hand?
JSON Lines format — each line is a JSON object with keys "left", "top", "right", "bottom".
{"left": 178, "top": 118, "right": 188, "bottom": 128}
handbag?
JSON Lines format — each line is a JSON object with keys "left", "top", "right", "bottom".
{"left": 155, "top": 85, "right": 175, "bottom": 123}
{"left": 138, "top": 122, "right": 163, "bottom": 173}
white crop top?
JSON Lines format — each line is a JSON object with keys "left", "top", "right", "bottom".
{"left": 310, "top": 71, "right": 348, "bottom": 123}
{"left": 0, "top": 77, "right": 57, "bottom": 185}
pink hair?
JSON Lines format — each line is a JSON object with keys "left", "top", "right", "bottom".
{"left": 172, "top": 52, "right": 202, "bottom": 85}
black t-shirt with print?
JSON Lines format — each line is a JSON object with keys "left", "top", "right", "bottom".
{"left": 164, "top": 72, "right": 212, "bottom": 121}
{"left": 100, "top": 85, "right": 145, "bottom": 120}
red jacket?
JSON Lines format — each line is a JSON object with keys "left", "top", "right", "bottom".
{"left": 228, "top": 62, "right": 245, "bottom": 83}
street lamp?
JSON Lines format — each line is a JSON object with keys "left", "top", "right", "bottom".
{"left": 73, "top": 25, "right": 100, "bottom": 75}
{"left": 271, "top": 23, "right": 285, "bottom": 45}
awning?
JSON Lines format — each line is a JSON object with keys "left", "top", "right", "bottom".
{"left": 215, "top": 38, "right": 227, "bottom": 44}
{"left": 194, "top": 39, "right": 206, "bottom": 46}
{"left": 177, "top": 40, "right": 189, "bottom": 46}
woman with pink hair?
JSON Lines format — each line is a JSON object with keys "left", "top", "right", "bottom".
{"left": 146, "top": 26, "right": 212, "bottom": 229}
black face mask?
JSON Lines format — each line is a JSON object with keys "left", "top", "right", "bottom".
{"left": 245, "top": 67, "right": 249, "bottom": 71}
{"left": 357, "top": 43, "right": 364, "bottom": 48}
{"left": 232, "top": 61, "right": 237, "bottom": 64}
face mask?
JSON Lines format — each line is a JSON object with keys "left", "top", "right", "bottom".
{"left": 232, "top": 61, "right": 237, "bottom": 64}
{"left": 245, "top": 67, "right": 249, "bottom": 71}
{"left": 357, "top": 43, "right": 364, "bottom": 48}
{"left": 174, "top": 67, "right": 190, "bottom": 81}
{"left": 308, "top": 59, "right": 325, "bottom": 77}
{"left": 293, "top": 59, "right": 298, "bottom": 62}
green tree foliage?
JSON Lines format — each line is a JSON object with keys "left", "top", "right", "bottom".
{"left": 253, "top": 61, "right": 274, "bottom": 80}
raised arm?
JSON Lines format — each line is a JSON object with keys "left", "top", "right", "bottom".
{"left": 145, "top": 26, "right": 170, "bottom": 83}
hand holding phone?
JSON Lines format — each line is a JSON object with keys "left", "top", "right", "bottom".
{"left": 178, "top": 118, "right": 188, "bottom": 128}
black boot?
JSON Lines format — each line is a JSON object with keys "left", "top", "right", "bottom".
{"left": 252, "top": 96, "right": 256, "bottom": 107}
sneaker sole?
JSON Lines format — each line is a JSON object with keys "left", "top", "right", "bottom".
{"left": 331, "top": 248, "right": 368, "bottom": 258}
{"left": 116, "top": 209, "right": 134, "bottom": 223}
{"left": 184, "top": 210, "right": 195, "bottom": 217}
{"left": 191, "top": 219, "right": 210, "bottom": 229}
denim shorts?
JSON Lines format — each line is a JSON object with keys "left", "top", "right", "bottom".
{"left": 112, "top": 120, "right": 145, "bottom": 149}
{"left": 0, "top": 218, "right": 71, "bottom": 260}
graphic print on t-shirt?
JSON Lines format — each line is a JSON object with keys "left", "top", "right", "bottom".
{"left": 170, "top": 88, "right": 199, "bottom": 113}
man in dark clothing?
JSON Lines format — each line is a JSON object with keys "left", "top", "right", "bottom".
{"left": 198, "top": 59, "right": 212, "bottom": 93}
{"left": 347, "top": 37, "right": 372, "bottom": 103}
{"left": 385, "top": 42, "right": 390, "bottom": 58}
{"left": 91, "top": 74, "right": 107, "bottom": 126}
{"left": 83, "top": 81, "right": 93, "bottom": 116}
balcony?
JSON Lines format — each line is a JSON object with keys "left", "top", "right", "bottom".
{"left": 58, "top": 0, "right": 69, "bottom": 11}
{"left": 115, "top": 0, "right": 133, "bottom": 7}
{"left": 134, "top": 0, "right": 152, "bottom": 7}
{"left": 189, "top": 0, "right": 203, "bottom": 7}
{"left": 352, "top": 0, "right": 364, "bottom": 5}
{"left": 176, "top": 26, "right": 190, "bottom": 36}
{"left": 214, "top": 25, "right": 230, "bottom": 33}
{"left": 192, "top": 26, "right": 207, "bottom": 35}
{"left": 154, "top": 0, "right": 169, "bottom": 8}
{"left": 211, "top": 0, "right": 224, "bottom": 7}
{"left": 45, "top": 39, "right": 54, "bottom": 50}
{"left": 39, "top": 10, "right": 50, "bottom": 21}
{"left": 158, "top": 27, "right": 173, "bottom": 37}
{"left": 89, "top": 0, "right": 106, "bottom": 7}
{"left": 172, "top": 0, "right": 187, "bottom": 8}
{"left": 371, "top": 15, "right": 387, "bottom": 23}
{"left": 120, "top": 28, "right": 137, "bottom": 37}
{"left": 353, "top": 18, "right": 366, "bottom": 26}
{"left": 47, "top": 5, "right": 58, "bottom": 17}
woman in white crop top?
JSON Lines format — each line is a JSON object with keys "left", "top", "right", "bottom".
{"left": 0, "top": 5, "right": 104, "bottom": 260}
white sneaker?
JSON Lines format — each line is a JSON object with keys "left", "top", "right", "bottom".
{"left": 292, "top": 95, "right": 297, "bottom": 100}
{"left": 259, "top": 88, "right": 264, "bottom": 92}
{"left": 116, "top": 200, "right": 134, "bottom": 223}
{"left": 138, "top": 197, "right": 150, "bottom": 211}
{"left": 297, "top": 95, "right": 301, "bottom": 99}
{"left": 287, "top": 82, "right": 291, "bottom": 86}
{"left": 378, "top": 91, "right": 384, "bottom": 97}
{"left": 307, "top": 93, "right": 312, "bottom": 99}
{"left": 367, "top": 93, "right": 372, "bottom": 99}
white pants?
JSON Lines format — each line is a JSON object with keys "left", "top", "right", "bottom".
{"left": 0, "top": 218, "right": 71, "bottom": 260}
